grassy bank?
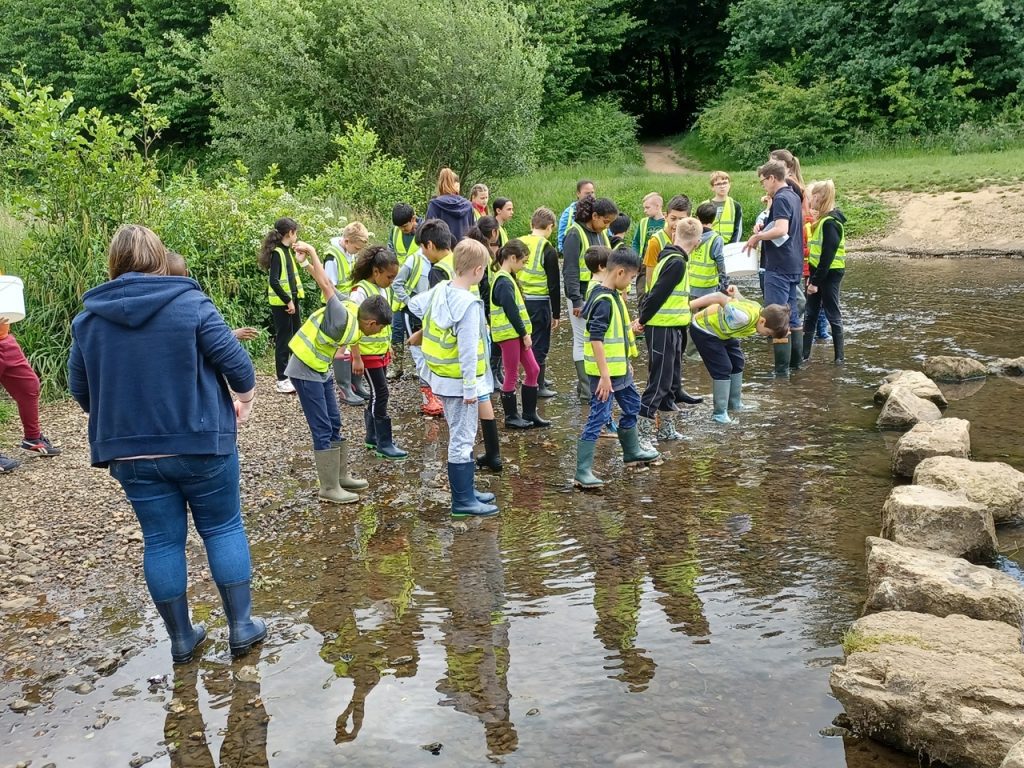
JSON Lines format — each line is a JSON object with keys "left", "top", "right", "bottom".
{"left": 672, "top": 132, "right": 1024, "bottom": 192}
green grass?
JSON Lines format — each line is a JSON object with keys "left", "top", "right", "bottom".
{"left": 670, "top": 131, "right": 1024, "bottom": 193}
{"left": 0, "top": 397, "right": 14, "bottom": 429}
{"left": 842, "top": 629, "right": 933, "bottom": 655}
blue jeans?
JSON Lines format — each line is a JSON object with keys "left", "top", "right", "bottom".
{"left": 292, "top": 375, "right": 342, "bottom": 450}
{"left": 763, "top": 270, "right": 803, "bottom": 329}
{"left": 109, "top": 452, "right": 252, "bottom": 603}
{"left": 582, "top": 379, "right": 640, "bottom": 441}
{"left": 392, "top": 309, "right": 407, "bottom": 346}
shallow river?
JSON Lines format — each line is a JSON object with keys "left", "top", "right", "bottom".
{"left": 3, "top": 256, "right": 1024, "bottom": 767}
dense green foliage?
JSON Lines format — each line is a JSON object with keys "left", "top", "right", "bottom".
{"left": 698, "top": 0, "right": 1024, "bottom": 162}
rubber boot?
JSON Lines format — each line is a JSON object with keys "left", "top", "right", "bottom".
{"left": 363, "top": 409, "right": 377, "bottom": 450}
{"left": 474, "top": 486, "right": 496, "bottom": 504}
{"left": 333, "top": 360, "right": 365, "bottom": 406}
{"left": 711, "top": 379, "right": 733, "bottom": 423}
{"left": 314, "top": 448, "right": 359, "bottom": 504}
{"left": 215, "top": 581, "right": 268, "bottom": 658}
{"left": 373, "top": 417, "right": 408, "bottom": 461}
{"left": 501, "top": 391, "right": 533, "bottom": 429}
{"left": 773, "top": 339, "right": 791, "bottom": 377}
{"left": 789, "top": 329, "right": 804, "bottom": 371}
{"left": 656, "top": 412, "right": 682, "bottom": 441}
{"left": 832, "top": 327, "right": 845, "bottom": 364}
{"left": 574, "top": 360, "right": 590, "bottom": 403}
{"left": 154, "top": 594, "right": 207, "bottom": 664}
{"left": 351, "top": 371, "right": 370, "bottom": 400}
{"left": 448, "top": 461, "right": 499, "bottom": 517}
{"left": 637, "top": 417, "right": 658, "bottom": 452}
{"left": 420, "top": 386, "right": 444, "bottom": 417}
{"left": 537, "top": 365, "right": 557, "bottom": 398}
{"left": 476, "top": 418, "right": 503, "bottom": 472}
{"left": 802, "top": 325, "right": 815, "bottom": 361}
{"left": 574, "top": 439, "right": 604, "bottom": 488}
{"left": 521, "top": 386, "right": 551, "bottom": 427}
{"left": 387, "top": 343, "right": 404, "bottom": 380}
{"left": 674, "top": 389, "right": 704, "bottom": 405}
{"left": 332, "top": 439, "right": 368, "bottom": 491}
{"left": 728, "top": 373, "right": 756, "bottom": 413}
{"left": 618, "top": 426, "right": 660, "bottom": 464}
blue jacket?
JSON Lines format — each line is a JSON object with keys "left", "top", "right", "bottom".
{"left": 68, "top": 273, "right": 256, "bottom": 467}
{"left": 425, "top": 194, "right": 475, "bottom": 243}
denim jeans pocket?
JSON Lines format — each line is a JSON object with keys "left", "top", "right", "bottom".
{"left": 108, "top": 459, "right": 136, "bottom": 484}
{"left": 173, "top": 454, "right": 229, "bottom": 481}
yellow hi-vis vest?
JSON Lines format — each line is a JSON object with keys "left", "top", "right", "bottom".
{"left": 688, "top": 232, "right": 723, "bottom": 289}
{"left": 808, "top": 216, "right": 847, "bottom": 270}
{"left": 707, "top": 196, "right": 736, "bottom": 241}
{"left": 645, "top": 253, "right": 691, "bottom": 327}
{"left": 321, "top": 242, "right": 352, "bottom": 305}
{"left": 517, "top": 234, "right": 549, "bottom": 297}
{"left": 498, "top": 226, "right": 509, "bottom": 248}
{"left": 692, "top": 298, "right": 762, "bottom": 340}
{"left": 565, "top": 222, "right": 611, "bottom": 283}
{"left": 434, "top": 254, "right": 480, "bottom": 297}
{"left": 390, "top": 226, "right": 417, "bottom": 264}
{"left": 421, "top": 283, "right": 486, "bottom": 381}
{"left": 583, "top": 290, "right": 637, "bottom": 377}
{"left": 638, "top": 217, "right": 651, "bottom": 254}
{"left": 267, "top": 246, "right": 305, "bottom": 306}
{"left": 354, "top": 280, "right": 392, "bottom": 356}
{"left": 489, "top": 270, "right": 532, "bottom": 342}
{"left": 649, "top": 228, "right": 671, "bottom": 260}
{"left": 288, "top": 299, "right": 360, "bottom": 373}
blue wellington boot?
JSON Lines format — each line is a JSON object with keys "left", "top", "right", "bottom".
{"left": 448, "top": 461, "right": 499, "bottom": 517}
{"left": 154, "top": 594, "right": 207, "bottom": 664}
{"left": 215, "top": 581, "right": 268, "bottom": 658}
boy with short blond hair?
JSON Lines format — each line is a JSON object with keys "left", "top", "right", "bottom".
{"left": 644, "top": 195, "right": 690, "bottom": 291}
{"left": 632, "top": 192, "right": 665, "bottom": 299}
{"left": 408, "top": 239, "right": 499, "bottom": 517}
{"left": 703, "top": 171, "right": 743, "bottom": 243}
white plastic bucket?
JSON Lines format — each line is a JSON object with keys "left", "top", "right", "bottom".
{"left": 0, "top": 275, "right": 26, "bottom": 323}
{"left": 723, "top": 242, "right": 759, "bottom": 277}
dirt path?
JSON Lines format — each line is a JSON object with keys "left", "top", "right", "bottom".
{"left": 641, "top": 144, "right": 697, "bottom": 175}
{"left": 871, "top": 185, "right": 1024, "bottom": 256}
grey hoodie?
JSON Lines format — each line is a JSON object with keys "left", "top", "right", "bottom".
{"left": 407, "top": 281, "right": 490, "bottom": 399}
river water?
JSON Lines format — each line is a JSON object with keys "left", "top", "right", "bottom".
{"left": 3, "top": 255, "right": 1024, "bottom": 767}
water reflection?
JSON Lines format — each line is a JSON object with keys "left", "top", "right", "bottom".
{"left": 435, "top": 523, "right": 518, "bottom": 756}
{"left": 164, "top": 662, "right": 269, "bottom": 768}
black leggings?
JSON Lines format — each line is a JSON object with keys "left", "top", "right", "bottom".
{"left": 364, "top": 366, "right": 390, "bottom": 419}
{"left": 271, "top": 305, "right": 302, "bottom": 380}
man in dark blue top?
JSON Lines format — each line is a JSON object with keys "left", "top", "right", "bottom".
{"left": 745, "top": 160, "right": 804, "bottom": 376}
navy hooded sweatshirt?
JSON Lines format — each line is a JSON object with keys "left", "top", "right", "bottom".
{"left": 68, "top": 273, "right": 256, "bottom": 467}
{"left": 425, "top": 194, "right": 475, "bottom": 242}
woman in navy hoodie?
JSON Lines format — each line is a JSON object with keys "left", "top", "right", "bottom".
{"left": 426, "top": 167, "right": 475, "bottom": 242}
{"left": 68, "top": 225, "right": 266, "bottom": 665}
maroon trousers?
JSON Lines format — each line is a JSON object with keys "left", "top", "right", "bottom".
{"left": 0, "top": 333, "right": 41, "bottom": 440}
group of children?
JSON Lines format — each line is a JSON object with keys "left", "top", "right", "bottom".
{"left": 262, "top": 160, "right": 847, "bottom": 513}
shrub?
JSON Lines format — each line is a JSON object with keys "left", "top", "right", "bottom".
{"left": 535, "top": 96, "right": 641, "bottom": 167}
{"left": 299, "top": 119, "right": 426, "bottom": 223}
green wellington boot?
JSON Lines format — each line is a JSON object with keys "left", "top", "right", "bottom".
{"left": 574, "top": 439, "right": 604, "bottom": 488}
{"left": 773, "top": 338, "right": 791, "bottom": 377}
{"left": 728, "top": 373, "right": 756, "bottom": 413}
{"left": 618, "top": 426, "right": 660, "bottom": 464}
{"left": 314, "top": 448, "right": 359, "bottom": 504}
{"left": 711, "top": 379, "right": 733, "bottom": 423}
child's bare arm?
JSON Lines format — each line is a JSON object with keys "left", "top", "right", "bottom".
{"left": 296, "top": 242, "right": 335, "bottom": 301}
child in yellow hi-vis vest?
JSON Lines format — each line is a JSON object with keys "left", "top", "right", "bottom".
{"left": 407, "top": 239, "right": 500, "bottom": 517}
{"left": 285, "top": 244, "right": 392, "bottom": 504}
{"left": 574, "top": 248, "right": 660, "bottom": 490}
{"left": 688, "top": 286, "right": 790, "bottom": 423}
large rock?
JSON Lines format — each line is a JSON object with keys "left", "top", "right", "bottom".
{"left": 875, "top": 370, "right": 948, "bottom": 407}
{"left": 890, "top": 417, "right": 971, "bottom": 477}
{"left": 1004, "top": 738, "right": 1024, "bottom": 768}
{"left": 876, "top": 386, "right": 943, "bottom": 430}
{"left": 923, "top": 355, "right": 989, "bottom": 381}
{"left": 831, "top": 611, "right": 1024, "bottom": 768}
{"left": 989, "top": 357, "right": 1024, "bottom": 377}
{"left": 880, "top": 484, "right": 996, "bottom": 561}
{"left": 863, "top": 536, "right": 1024, "bottom": 626}
{"left": 914, "top": 456, "right": 1024, "bottom": 524}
